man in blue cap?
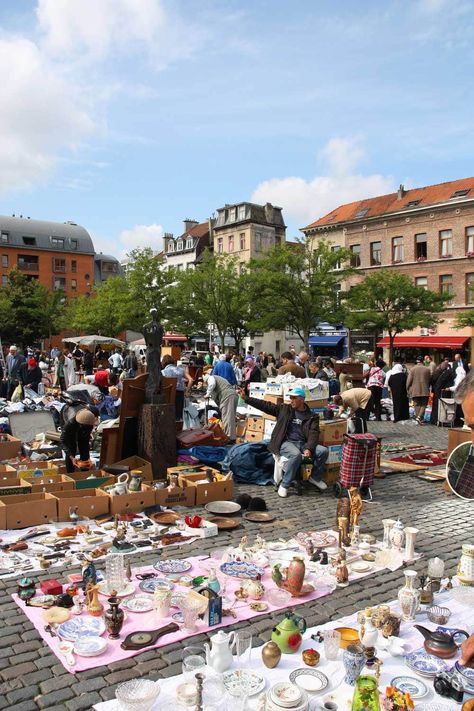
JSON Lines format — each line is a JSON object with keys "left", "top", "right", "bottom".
{"left": 239, "top": 385, "right": 329, "bottom": 497}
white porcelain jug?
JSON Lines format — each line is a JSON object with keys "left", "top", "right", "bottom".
{"left": 204, "top": 630, "right": 236, "bottom": 673}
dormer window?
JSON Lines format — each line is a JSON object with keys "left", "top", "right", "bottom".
{"left": 167, "top": 242, "right": 174, "bottom": 253}
{"left": 177, "top": 240, "right": 183, "bottom": 251}
{"left": 406, "top": 200, "right": 421, "bottom": 208}
{"left": 23, "top": 236, "right": 36, "bottom": 246}
{"left": 51, "top": 236, "right": 64, "bottom": 248}
{"left": 228, "top": 207, "right": 236, "bottom": 222}
{"left": 450, "top": 189, "right": 470, "bottom": 199}
{"left": 186, "top": 238, "right": 194, "bottom": 250}
{"left": 355, "top": 208, "right": 368, "bottom": 218}
{"left": 238, "top": 205, "right": 246, "bottom": 221}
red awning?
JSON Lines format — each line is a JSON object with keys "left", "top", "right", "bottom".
{"left": 163, "top": 333, "right": 187, "bottom": 342}
{"left": 376, "top": 335, "right": 469, "bottom": 349}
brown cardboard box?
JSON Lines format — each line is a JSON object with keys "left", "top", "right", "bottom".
{"left": 178, "top": 472, "right": 234, "bottom": 505}
{"left": 69, "top": 471, "right": 115, "bottom": 490}
{"left": 176, "top": 466, "right": 221, "bottom": 487}
{"left": 0, "top": 492, "right": 58, "bottom": 529}
{"left": 0, "top": 478, "right": 32, "bottom": 496}
{"left": 168, "top": 464, "right": 204, "bottom": 479}
{"left": 0, "top": 464, "right": 18, "bottom": 478}
{"left": 246, "top": 416, "right": 264, "bottom": 433}
{"left": 0, "top": 501, "right": 6, "bottom": 529}
{"left": 25, "top": 474, "right": 76, "bottom": 493}
{"left": 154, "top": 485, "right": 196, "bottom": 507}
{"left": 245, "top": 430, "right": 264, "bottom": 443}
{"left": 113, "top": 455, "right": 153, "bottom": 482}
{"left": 264, "top": 394, "right": 284, "bottom": 405}
{"left": 0, "top": 434, "right": 21, "bottom": 461}
{"left": 54, "top": 489, "right": 110, "bottom": 520}
{"left": 236, "top": 420, "right": 247, "bottom": 438}
{"left": 323, "top": 466, "right": 340, "bottom": 485}
{"left": 109, "top": 484, "right": 155, "bottom": 514}
{"left": 319, "top": 419, "right": 347, "bottom": 446}
{"left": 306, "top": 399, "right": 329, "bottom": 409}
{"left": 18, "top": 465, "right": 59, "bottom": 479}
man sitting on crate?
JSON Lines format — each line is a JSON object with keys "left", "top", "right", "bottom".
{"left": 239, "top": 385, "right": 328, "bottom": 497}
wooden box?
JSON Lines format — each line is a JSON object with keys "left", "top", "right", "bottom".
{"left": 264, "top": 394, "right": 283, "bottom": 405}
{"left": 245, "top": 430, "right": 264, "bottom": 443}
{"left": 0, "top": 492, "right": 58, "bottom": 529}
{"left": 113, "top": 455, "right": 153, "bottom": 482}
{"left": 0, "top": 478, "right": 32, "bottom": 496}
{"left": 109, "top": 484, "right": 155, "bottom": 515}
{"left": 25, "top": 474, "right": 76, "bottom": 493}
{"left": 54, "top": 489, "right": 110, "bottom": 520}
{"left": 246, "top": 416, "right": 264, "bottom": 433}
{"left": 178, "top": 472, "right": 234, "bottom": 505}
{"left": 0, "top": 434, "right": 21, "bottom": 461}
{"left": 18, "top": 465, "right": 59, "bottom": 479}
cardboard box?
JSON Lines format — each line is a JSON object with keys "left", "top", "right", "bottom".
{"left": 69, "top": 471, "right": 115, "bottom": 490}
{"left": 0, "top": 501, "right": 6, "bottom": 530}
{"left": 236, "top": 420, "right": 247, "bottom": 438}
{"left": 306, "top": 399, "right": 329, "bottom": 409}
{"left": 323, "top": 466, "right": 340, "bottom": 485}
{"left": 245, "top": 430, "right": 264, "bottom": 443}
{"left": 0, "top": 478, "right": 32, "bottom": 496}
{"left": 247, "top": 404, "right": 267, "bottom": 418}
{"left": 25, "top": 474, "right": 76, "bottom": 493}
{"left": 154, "top": 484, "right": 196, "bottom": 507}
{"left": 319, "top": 419, "right": 347, "bottom": 446}
{"left": 54, "top": 489, "right": 110, "bottom": 520}
{"left": 265, "top": 378, "right": 283, "bottom": 396}
{"left": 264, "top": 419, "right": 277, "bottom": 438}
{"left": 0, "top": 492, "right": 58, "bottom": 529}
{"left": 264, "top": 394, "right": 284, "bottom": 405}
{"left": 246, "top": 416, "right": 264, "bottom": 433}
{"left": 0, "top": 464, "right": 18, "bottom": 478}
{"left": 327, "top": 444, "right": 343, "bottom": 464}
{"left": 0, "top": 434, "right": 21, "bottom": 461}
{"left": 113, "top": 455, "right": 153, "bottom": 482}
{"left": 109, "top": 484, "right": 155, "bottom": 515}
{"left": 248, "top": 383, "right": 267, "bottom": 400}
{"left": 183, "top": 519, "right": 218, "bottom": 538}
{"left": 282, "top": 381, "right": 329, "bottom": 403}
{"left": 18, "top": 465, "right": 59, "bottom": 479}
{"left": 178, "top": 472, "right": 234, "bottom": 505}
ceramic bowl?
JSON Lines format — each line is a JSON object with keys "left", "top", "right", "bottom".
{"left": 266, "top": 588, "right": 292, "bottom": 607}
{"left": 115, "top": 679, "right": 160, "bottom": 711}
{"left": 334, "top": 627, "right": 360, "bottom": 649}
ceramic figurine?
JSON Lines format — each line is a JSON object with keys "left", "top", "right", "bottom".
{"left": 343, "top": 644, "right": 366, "bottom": 685}
{"left": 69, "top": 506, "right": 79, "bottom": 523}
{"left": 271, "top": 611, "right": 307, "bottom": 654}
{"left": 204, "top": 630, "right": 236, "bottom": 673}
{"left": 390, "top": 519, "right": 405, "bottom": 550}
{"left": 17, "top": 577, "right": 36, "bottom": 603}
{"left": 104, "top": 595, "right": 124, "bottom": 638}
{"left": 457, "top": 543, "right": 474, "bottom": 586}
{"left": 261, "top": 641, "right": 281, "bottom": 668}
{"left": 349, "top": 487, "right": 363, "bottom": 528}
{"left": 336, "top": 496, "right": 351, "bottom": 530}
{"left": 336, "top": 555, "right": 349, "bottom": 588}
{"left": 82, "top": 561, "right": 98, "bottom": 589}
{"left": 397, "top": 570, "right": 420, "bottom": 622}
{"left": 207, "top": 563, "right": 221, "bottom": 594}
{"left": 72, "top": 594, "right": 84, "bottom": 615}
{"left": 338, "top": 516, "right": 350, "bottom": 547}
{"left": 86, "top": 582, "right": 104, "bottom": 617}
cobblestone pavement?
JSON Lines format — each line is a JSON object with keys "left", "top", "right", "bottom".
{"left": 1, "top": 421, "right": 471, "bottom": 710}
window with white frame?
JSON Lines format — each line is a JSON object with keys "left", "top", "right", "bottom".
{"left": 228, "top": 235, "right": 234, "bottom": 252}
{"left": 217, "top": 237, "right": 223, "bottom": 253}
{"left": 466, "top": 226, "right": 474, "bottom": 253}
{"left": 177, "top": 240, "right": 183, "bottom": 251}
{"left": 238, "top": 205, "right": 246, "bottom": 221}
{"left": 415, "top": 276, "right": 428, "bottom": 289}
{"left": 167, "top": 242, "right": 174, "bottom": 252}
{"left": 392, "top": 236, "right": 404, "bottom": 262}
{"left": 240, "top": 233, "right": 246, "bottom": 250}
{"left": 186, "top": 238, "right": 193, "bottom": 250}
{"left": 439, "top": 229, "right": 452, "bottom": 257}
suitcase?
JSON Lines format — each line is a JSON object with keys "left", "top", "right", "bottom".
{"left": 340, "top": 433, "right": 378, "bottom": 489}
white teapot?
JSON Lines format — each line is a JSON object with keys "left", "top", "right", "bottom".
{"left": 204, "top": 630, "right": 236, "bottom": 673}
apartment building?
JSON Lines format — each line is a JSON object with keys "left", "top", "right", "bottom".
{"left": 163, "top": 219, "right": 212, "bottom": 270}
{"left": 0, "top": 215, "right": 95, "bottom": 298}
{"left": 302, "top": 177, "right": 474, "bottom": 361}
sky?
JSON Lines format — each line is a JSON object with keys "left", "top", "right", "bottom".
{"left": 0, "top": 0, "right": 473, "bottom": 257}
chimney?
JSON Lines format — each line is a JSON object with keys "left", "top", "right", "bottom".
{"left": 397, "top": 184, "right": 405, "bottom": 200}
{"left": 208, "top": 217, "right": 214, "bottom": 240}
{"left": 264, "top": 202, "right": 274, "bottom": 223}
{"left": 183, "top": 218, "right": 198, "bottom": 233}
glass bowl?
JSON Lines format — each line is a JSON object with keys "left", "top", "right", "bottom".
{"left": 115, "top": 679, "right": 160, "bottom": 711}
{"left": 266, "top": 588, "right": 292, "bottom": 607}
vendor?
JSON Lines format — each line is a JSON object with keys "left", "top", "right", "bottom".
{"left": 84, "top": 369, "right": 118, "bottom": 395}
{"left": 203, "top": 373, "right": 238, "bottom": 442}
{"left": 19, "top": 357, "right": 43, "bottom": 394}
{"left": 333, "top": 388, "right": 373, "bottom": 433}
{"left": 60, "top": 406, "right": 99, "bottom": 473}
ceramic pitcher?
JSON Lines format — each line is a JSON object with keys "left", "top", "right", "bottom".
{"left": 204, "top": 630, "right": 236, "bottom": 673}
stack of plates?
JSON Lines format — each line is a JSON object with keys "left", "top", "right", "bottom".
{"left": 404, "top": 649, "right": 448, "bottom": 677}
{"left": 266, "top": 682, "right": 309, "bottom": 711}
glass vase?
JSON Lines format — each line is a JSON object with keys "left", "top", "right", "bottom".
{"left": 351, "top": 675, "right": 381, "bottom": 711}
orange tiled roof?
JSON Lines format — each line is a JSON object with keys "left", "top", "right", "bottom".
{"left": 303, "top": 176, "right": 474, "bottom": 231}
{"left": 187, "top": 221, "right": 209, "bottom": 238}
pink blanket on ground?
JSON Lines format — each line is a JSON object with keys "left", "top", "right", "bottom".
{"left": 13, "top": 554, "right": 336, "bottom": 673}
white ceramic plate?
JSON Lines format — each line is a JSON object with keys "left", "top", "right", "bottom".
{"left": 73, "top": 635, "right": 107, "bottom": 657}
{"left": 97, "top": 581, "right": 135, "bottom": 598}
{"left": 270, "top": 681, "right": 302, "bottom": 707}
{"left": 222, "top": 670, "right": 265, "bottom": 697}
{"left": 405, "top": 648, "right": 448, "bottom": 677}
{"left": 122, "top": 596, "right": 154, "bottom": 613}
{"left": 351, "top": 561, "right": 373, "bottom": 573}
{"left": 391, "top": 675, "right": 428, "bottom": 699}
{"left": 289, "top": 669, "right": 329, "bottom": 693}
{"left": 267, "top": 542, "right": 287, "bottom": 551}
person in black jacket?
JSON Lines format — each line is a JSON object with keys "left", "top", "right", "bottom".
{"left": 82, "top": 347, "right": 94, "bottom": 375}
{"left": 239, "top": 385, "right": 328, "bottom": 497}
{"left": 19, "top": 358, "right": 43, "bottom": 393}
{"left": 60, "top": 407, "right": 99, "bottom": 473}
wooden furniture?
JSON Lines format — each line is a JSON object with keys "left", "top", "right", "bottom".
{"left": 448, "top": 427, "right": 471, "bottom": 455}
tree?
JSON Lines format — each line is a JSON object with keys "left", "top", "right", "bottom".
{"left": 0, "top": 269, "right": 53, "bottom": 346}
{"left": 43, "top": 289, "right": 69, "bottom": 349}
{"left": 346, "top": 270, "right": 448, "bottom": 365}
{"left": 247, "top": 240, "right": 353, "bottom": 350}
{"left": 454, "top": 311, "right": 474, "bottom": 328}
{"left": 125, "top": 248, "right": 175, "bottom": 329}
{"left": 65, "top": 276, "right": 133, "bottom": 336}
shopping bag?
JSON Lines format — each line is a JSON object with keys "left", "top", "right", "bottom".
{"left": 11, "top": 383, "right": 23, "bottom": 402}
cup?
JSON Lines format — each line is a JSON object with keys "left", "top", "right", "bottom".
{"left": 153, "top": 589, "right": 171, "bottom": 618}
{"left": 182, "top": 654, "right": 206, "bottom": 680}
{"left": 321, "top": 703, "right": 338, "bottom": 710}
{"left": 323, "top": 630, "right": 341, "bottom": 660}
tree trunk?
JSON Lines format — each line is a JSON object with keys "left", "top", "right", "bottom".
{"left": 304, "top": 329, "right": 310, "bottom": 354}
{"left": 388, "top": 332, "right": 395, "bottom": 367}
{"left": 218, "top": 330, "right": 225, "bottom": 351}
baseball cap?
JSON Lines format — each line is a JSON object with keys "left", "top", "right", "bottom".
{"left": 28, "top": 358, "right": 36, "bottom": 367}
{"left": 288, "top": 387, "right": 305, "bottom": 398}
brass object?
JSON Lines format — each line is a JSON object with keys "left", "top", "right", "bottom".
{"left": 261, "top": 641, "right": 281, "bottom": 668}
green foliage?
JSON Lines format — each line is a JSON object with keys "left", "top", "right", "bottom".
{"left": 125, "top": 248, "right": 175, "bottom": 329}
{"left": 247, "top": 240, "right": 353, "bottom": 348}
{"left": 346, "top": 270, "right": 448, "bottom": 363}
{"left": 65, "top": 276, "right": 132, "bottom": 337}
{"left": 454, "top": 310, "right": 474, "bottom": 328}
{"left": 0, "top": 269, "right": 61, "bottom": 346}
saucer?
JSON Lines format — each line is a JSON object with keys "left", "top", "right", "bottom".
{"left": 289, "top": 669, "right": 328, "bottom": 693}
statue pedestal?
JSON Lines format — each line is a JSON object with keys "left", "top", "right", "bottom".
{"left": 138, "top": 403, "right": 176, "bottom": 480}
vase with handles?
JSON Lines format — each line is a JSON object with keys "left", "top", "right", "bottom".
{"left": 397, "top": 570, "right": 420, "bottom": 622}
{"left": 457, "top": 544, "right": 474, "bottom": 586}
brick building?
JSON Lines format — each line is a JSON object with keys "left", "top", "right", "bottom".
{"left": 0, "top": 215, "right": 95, "bottom": 298}
{"left": 302, "top": 177, "right": 474, "bottom": 362}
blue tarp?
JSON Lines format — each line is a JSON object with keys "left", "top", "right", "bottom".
{"left": 221, "top": 442, "right": 275, "bottom": 485}
{"left": 177, "top": 446, "right": 230, "bottom": 468}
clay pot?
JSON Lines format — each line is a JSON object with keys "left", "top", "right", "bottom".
{"left": 284, "top": 557, "right": 305, "bottom": 595}
{"left": 261, "top": 641, "right": 281, "bottom": 668}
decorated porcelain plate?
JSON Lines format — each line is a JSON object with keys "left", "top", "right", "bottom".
{"left": 289, "top": 669, "right": 329, "bottom": 693}
{"left": 97, "top": 581, "right": 135, "bottom": 598}
{"left": 171, "top": 592, "right": 188, "bottom": 608}
{"left": 172, "top": 611, "right": 184, "bottom": 624}
{"left": 154, "top": 559, "right": 192, "bottom": 574}
{"left": 270, "top": 681, "right": 302, "bottom": 706}
{"left": 455, "top": 662, "right": 474, "bottom": 691}
{"left": 122, "top": 596, "right": 154, "bottom": 613}
{"left": 57, "top": 617, "right": 106, "bottom": 642}
{"left": 139, "top": 578, "right": 174, "bottom": 594}
{"left": 296, "top": 531, "right": 337, "bottom": 548}
{"left": 73, "top": 636, "right": 107, "bottom": 657}
{"left": 391, "top": 675, "right": 429, "bottom": 699}
{"left": 220, "top": 561, "right": 265, "bottom": 579}
{"left": 222, "top": 670, "right": 265, "bottom": 697}
{"left": 405, "top": 648, "right": 448, "bottom": 677}
{"left": 350, "top": 561, "right": 373, "bottom": 573}
{"left": 267, "top": 542, "right": 287, "bottom": 551}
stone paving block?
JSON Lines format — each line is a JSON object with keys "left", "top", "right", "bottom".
{"left": 34, "top": 654, "right": 57, "bottom": 669}
{"left": 35, "top": 687, "right": 76, "bottom": 708}
{"left": 21, "top": 629, "right": 41, "bottom": 642}
{"left": 12, "top": 640, "right": 43, "bottom": 654}
{"left": 71, "top": 677, "right": 105, "bottom": 695}
{"left": 136, "top": 658, "right": 169, "bottom": 676}
{"left": 39, "top": 673, "right": 75, "bottom": 694}
{"left": 6, "top": 701, "right": 38, "bottom": 711}
{"left": 10, "top": 650, "right": 43, "bottom": 665}
{"left": 6, "top": 684, "right": 40, "bottom": 704}
{"left": 1, "top": 661, "right": 36, "bottom": 681}
{"left": 104, "top": 668, "right": 139, "bottom": 685}
{"left": 66, "top": 692, "right": 102, "bottom": 711}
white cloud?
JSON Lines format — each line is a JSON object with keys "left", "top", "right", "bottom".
{"left": 251, "top": 137, "right": 396, "bottom": 228}
{"left": 0, "top": 36, "right": 94, "bottom": 193}
{"left": 119, "top": 223, "right": 165, "bottom": 254}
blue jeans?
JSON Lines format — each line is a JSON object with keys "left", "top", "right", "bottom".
{"left": 279, "top": 440, "right": 329, "bottom": 489}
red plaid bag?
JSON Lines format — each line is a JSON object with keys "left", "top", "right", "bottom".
{"left": 340, "top": 433, "right": 378, "bottom": 488}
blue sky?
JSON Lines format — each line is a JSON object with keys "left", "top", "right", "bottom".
{"left": 0, "top": 0, "right": 472, "bottom": 256}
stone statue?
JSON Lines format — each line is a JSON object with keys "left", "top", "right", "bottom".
{"left": 143, "top": 308, "right": 164, "bottom": 403}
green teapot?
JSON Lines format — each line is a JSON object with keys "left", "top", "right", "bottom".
{"left": 271, "top": 610, "right": 307, "bottom": 654}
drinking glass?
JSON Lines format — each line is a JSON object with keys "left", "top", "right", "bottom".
{"left": 323, "top": 630, "right": 341, "bottom": 660}
{"left": 105, "top": 553, "right": 125, "bottom": 594}
{"left": 182, "top": 654, "right": 206, "bottom": 680}
{"left": 234, "top": 631, "right": 252, "bottom": 711}
{"left": 179, "top": 597, "right": 201, "bottom": 632}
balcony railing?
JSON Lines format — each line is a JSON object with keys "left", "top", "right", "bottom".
{"left": 17, "top": 261, "right": 39, "bottom": 271}
{"left": 53, "top": 264, "right": 66, "bottom": 273}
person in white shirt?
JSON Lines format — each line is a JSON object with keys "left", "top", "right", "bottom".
{"left": 108, "top": 349, "right": 123, "bottom": 374}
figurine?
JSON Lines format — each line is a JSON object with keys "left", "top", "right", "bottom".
{"left": 335, "top": 552, "right": 349, "bottom": 588}
{"left": 349, "top": 487, "right": 363, "bottom": 528}
{"left": 69, "top": 506, "right": 79, "bottom": 524}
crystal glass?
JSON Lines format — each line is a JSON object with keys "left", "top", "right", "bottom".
{"left": 115, "top": 679, "right": 160, "bottom": 711}
{"left": 323, "top": 629, "right": 341, "bottom": 660}
{"left": 234, "top": 631, "right": 252, "bottom": 710}
{"left": 427, "top": 556, "right": 445, "bottom": 578}
{"left": 351, "top": 676, "right": 380, "bottom": 711}
{"left": 105, "top": 553, "right": 125, "bottom": 594}
{"left": 179, "top": 597, "right": 201, "bottom": 632}
{"left": 182, "top": 654, "right": 206, "bottom": 680}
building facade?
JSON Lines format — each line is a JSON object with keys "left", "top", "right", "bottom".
{"left": 302, "top": 177, "right": 474, "bottom": 362}
{"left": 163, "top": 219, "right": 212, "bottom": 270}
{"left": 94, "top": 253, "right": 121, "bottom": 283}
{"left": 0, "top": 215, "right": 95, "bottom": 298}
